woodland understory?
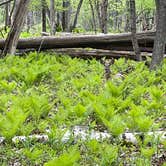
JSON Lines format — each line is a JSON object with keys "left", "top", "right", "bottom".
{"left": 0, "top": 0, "right": 166, "bottom": 165}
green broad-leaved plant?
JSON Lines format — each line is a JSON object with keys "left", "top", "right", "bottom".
{"left": 44, "top": 147, "right": 80, "bottom": 166}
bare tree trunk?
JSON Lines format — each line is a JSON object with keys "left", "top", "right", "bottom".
{"left": 125, "top": 0, "right": 130, "bottom": 32}
{"left": 129, "top": 0, "right": 141, "bottom": 61}
{"left": 50, "top": 0, "right": 56, "bottom": 35}
{"left": 1, "top": 0, "right": 31, "bottom": 57}
{"left": 27, "top": 11, "right": 33, "bottom": 33}
{"left": 70, "top": 0, "right": 84, "bottom": 31}
{"left": 8, "top": 0, "right": 16, "bottom": 26}
{"left": 101, "top": 0, "right": 108, "bottom": 34}
{"left": 5, "top": 3, "right": 10, "bottom": 31}
{"left": 95, "top": 0, "right": 108, "bottom": 34}
{"left": 42, "top": 0, "right": 47, "bottom": 32}
{"left": 11, "top": 0, "right": 20, "bottom": 24}
{"left": 62, "top": 0, "right": 70, "bottom": 32}
{"left": 89, "top": 0, "right": 97, "bottom": 33}
{"left": 151, "top": 0, "right": 166, "bottom": 69}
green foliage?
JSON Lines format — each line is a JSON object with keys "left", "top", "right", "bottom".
{"left": 0, "top": 53, "right": 165, "bottom": 165}
{"left": 44, "top": 147, "right": 80, "bottom": 166}
{"left": 0, "top": 109, "right": 28, "bottom": 139}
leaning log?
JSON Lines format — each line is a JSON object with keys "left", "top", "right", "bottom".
{"left": 0, "top": 31, "right": 156, "bottom": 52}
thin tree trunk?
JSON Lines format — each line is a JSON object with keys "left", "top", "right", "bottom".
{"left": 27, "top": 11, "right": 33, "bottom": 33}
{"left": 89, "top": 0, "right": 97, "bottom": 33}
{"left": 151, "top": 0, "right": 166, "bottom": 69}
{"left": 42, "top": 0, "right": 47, "bottom": 32}
{"left": 129, "top": 0, "right": 141, "bottom": 61}
{"left": 70, "top": 0, "right": 84, "bottom": 31}
{"left": 11, "top": 0, "right": 20, "bottom": 24}
{"left": 50, "top": 0, "right": 56, "bottom": 35}
{"left": 101, "top": 0, "right": 108, "bottom": 34}
{"left": 62, "top": 0, "right": 70, "bottom": 32}
{"left": 95, "top": 0, "right": 108, "bottom": 34}
{"left": 1, "top": 0, "right": 31, "bottom": 57}
{"left": 8, "top": 0, "right": 16, "bottom": 26}
{"left": 5, "top": 3, "right": 10, "bottom": 31}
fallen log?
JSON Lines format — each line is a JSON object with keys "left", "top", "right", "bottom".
{"left": 52, "top": 48, "right": 153, "bottom": 60}
{"left": 0, "top": 31, "right": 156, "bottom": 52}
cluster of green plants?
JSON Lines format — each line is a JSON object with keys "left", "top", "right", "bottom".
{"left": 0, "top": 52, "right": 165, "bottom": 165}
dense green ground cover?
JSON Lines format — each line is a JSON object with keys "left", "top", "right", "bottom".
{"left": 0, "top": 53, "right": 165, "bottom": 165}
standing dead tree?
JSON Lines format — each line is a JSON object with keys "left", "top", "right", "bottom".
{"left": 1, "top": 0, "right": 31, "bottom": 57}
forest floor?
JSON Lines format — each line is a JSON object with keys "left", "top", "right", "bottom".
{"left": 0, "top": 52, "right": 165, "bottom": 165}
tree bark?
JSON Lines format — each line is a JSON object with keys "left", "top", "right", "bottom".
{"left": 1, "top": 0, "right": 31, "bottom": 57}
{"left": 50, "top": 0, "right": 56, "bottom": 35}
{"left": 5, "top": 2, "right": 10, "bottom": 31}
{"left": 62, "top": 0, "right": 70, "bottom": 32}
{"left": 11, "top": 0, "right": 20, "bottom": 25}
{"left": 27, "top": 11, "right": 34, "bottom": 33}
{"left": 129, "top": 0, "right": 141, "bottom": 61}
{"left": 42, "top": 0, "right": 47, "bottom": 32}
{"left": 89, "top": 0, "right": 97, "bottom": 33}
{"left": 101, "top": 0, "right": 108, "bottom": 34}
{"left": 151, "top": 0, "right": 166, "bottom": 69}
{"left": 0, "top": 31, "right": 157, "bottom": 52}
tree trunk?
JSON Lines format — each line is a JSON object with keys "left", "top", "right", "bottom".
{"left": 27, "top": 11, "right": 34, "bottom": 33}
{"left": 95, "top": 0, "right": 108, "bottom": 34}
{"left": 62, "top": 0, "right": 70, "bottom": 32}
{"left": 1, "top": 0, "right": 31, "bottom": 57}
{"left": 151, "top": 0, "right": 166, "bottom": 69}
{"left": 8, "top": 0, "right": 16, "bottom": 26}
{"left": 125, "top": 0, "right": 130, "bottom": 32}
{"left": 11, "top": 0, "right": 20, "bottom": 24}
{"left": 42, "top": 0, "right": 47, "bottom": 32}
{"left": 50, "top": 0, "right": 56, "bottom": 35}
{"left": 89, "top": 0, "right": 97, "bottom": 33}
{"left": 70, "top": 0, "right": 84, "bottom": 32}
{"left": 129, "top": 0, "right": 141, "bottom": 61}
{"left": 5, "top": 3, "right": 10, "bottom": 31}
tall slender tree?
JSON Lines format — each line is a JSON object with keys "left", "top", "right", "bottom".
{"left": 62, "top": 0, "right": 70, "bottom": 32}
{"left": 50, "top": 0, "right": 56, "bottom": 35}
{"left": 151, "top": 0, "right": 166, "bottom": 69}
{"left": 129, "top": 0, "right": 141, "bottom": 61}
{"left": 42, "top": 0, "right": 47, "bottom": 32}
{"left": 70, "top": 0, "right": 84, "bottom": 32}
